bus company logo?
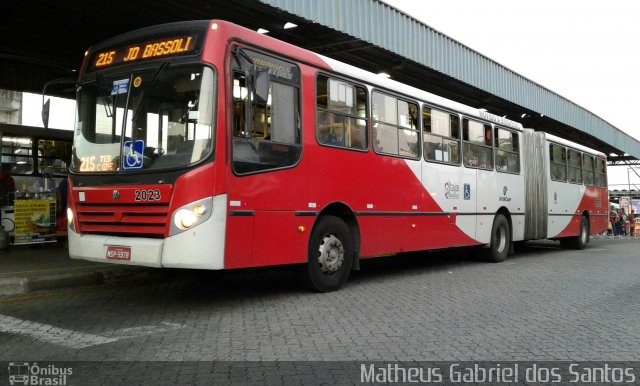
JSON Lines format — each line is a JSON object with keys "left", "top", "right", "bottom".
{"left": 499, "top": 186, "right": 512, "bottom": 202}
{"left": 463, "top": 184, "right": 471, "bottom": 200}
{"left": 444, "top": 181, "right": 460, "bottom": 199}
{"left": 8, "top": 362, "right": 72, "bottom": 385}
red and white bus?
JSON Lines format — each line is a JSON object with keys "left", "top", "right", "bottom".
{"left": 68, "top": 20, "right": 608, "bottom": 291}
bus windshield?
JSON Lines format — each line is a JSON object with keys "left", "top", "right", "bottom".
{"left": 72, "top": 65, "right": 214, "bottom": 173}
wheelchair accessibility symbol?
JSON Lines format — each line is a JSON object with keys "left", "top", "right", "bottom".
{"left": 123, "top": 140, "right": 144, "bottom": 169}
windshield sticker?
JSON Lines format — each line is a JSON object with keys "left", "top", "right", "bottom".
{"left": 111, "top": 79, "right": 130, "bottom": 95}
{"left": 133, "top": 76, "right": 142, "bottom": 88}
{"left": 123, "top": 140, "right": 144, "bottom": 170}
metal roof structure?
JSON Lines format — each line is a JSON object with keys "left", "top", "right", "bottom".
{"left": 256, "top": 0, "right": 639, "bottom": 161}
{"left": 1, "top": 0, "right": 637, "bottom": 161}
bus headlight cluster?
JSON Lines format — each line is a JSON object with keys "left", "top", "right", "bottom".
{"left": 67, "top": 207, "right": 75, "bottom": 230}
{"left": 175, "top": 209, "right": 198, "bottom": 229}
{"left": 170, "top": 197, "right": 213, "bottom": 235}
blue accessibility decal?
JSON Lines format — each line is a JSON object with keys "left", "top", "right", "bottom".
{"left": 123, "top": 140, "right": 144, "bottom": 170}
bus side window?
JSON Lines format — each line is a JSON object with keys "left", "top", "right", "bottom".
{"left": 371, "top": 91, "right": 419, "bottom": 158}
{"left": 231, "top": 50, "right": 302, "bottom": 175}
{"left": 595, "top": 157, "right": 607, "bottom": 187}
{"left": 567, "top": 149, "right": 582, "bottom": 184}
{"left": 550, "top": 144, "right": 567, "bottom": 182}
{"left": 582, "top": 154, "right": 595, "bottom": 185}
{"left": 316, "top": 75, "right": 368, "bottom": 150}
{"left": 462, "top": 118, "right": 492, "bottom": 170}
{"left": 494, "top": 127, "right": 520, "bottom": 174}
{"left": 423, "top": 107, "right": 460, "bottom": 165}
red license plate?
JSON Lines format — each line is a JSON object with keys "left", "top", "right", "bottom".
{"left": 106, "top": 246, "right": 131, "bottom": 261}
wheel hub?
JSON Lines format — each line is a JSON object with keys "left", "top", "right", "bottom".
{"left": 318, "top": 234, "right": 345, "bottom": 274}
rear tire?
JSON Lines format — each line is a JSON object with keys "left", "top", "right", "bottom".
{"left": 560, "top": 215, "right": 589, "bottom": 249}
{"left": 487, "top": 214, "right": 510, "bottom": 263}
{"left": 301, "top": 215, "right": 354, "bottom": 292}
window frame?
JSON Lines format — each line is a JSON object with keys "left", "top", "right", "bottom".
{"left": 493, "top": 126, "right": 520, "bottom": 175}
{"left": 315, "top": 72, "right": 369, "bottom": 153}
{"left": 370, "top": 89, "right": 421, "bottom": 160}
{"left": 462, "top": 117, "right": 494, "bottom": 170}
{"left": 567, "top": 149, "right": 583, "bottom": 185}
{"left": 1, "top": 135, "right": 72, "bottom": 177}
{"left": 230, "top": 46, "right": 303, "bottom": 176}
{"left": 582, "top": 153, "right": 595, "bottom": 186}
{"left": 595, "top": 157, "right": 607, "bottom": 188}
{"left": 422, "top": 105, "right": 461, "bottom": 166}
{"left": 549, "top": 143, "right": 568, "bottom": 182}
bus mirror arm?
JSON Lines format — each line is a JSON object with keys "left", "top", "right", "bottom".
{"left": 41, "top": 77, "right": 76, "bottom": 129}
{"left": 42, "top": 99, "right": 50, "bottom": 129}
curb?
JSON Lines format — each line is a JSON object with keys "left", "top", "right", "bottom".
{"left": 0, "top": 267, "right": 161, "bottom": 297}
{"left": 592, "top": 235, "right": 639, "bottom": 240}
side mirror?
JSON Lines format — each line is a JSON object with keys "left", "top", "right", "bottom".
{"left": 41, "top": 77, "right": 76, "bottom": 129}
{"left": 42, "top": 98, "right": 50, "bottom": 129}
{"left": 254, "top": 70, "right": 270, "bottom": 105}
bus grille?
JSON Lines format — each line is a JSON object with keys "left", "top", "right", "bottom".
{"left": 75, "top": 203, "right": 169, "bottom": 238}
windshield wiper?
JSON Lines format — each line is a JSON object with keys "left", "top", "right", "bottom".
{"left": 131, "top": 61, "right": 170, "bottom": 123}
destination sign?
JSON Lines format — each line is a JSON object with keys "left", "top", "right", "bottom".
{"left": 90, "top": 35, "right": 196, "bottom": 70}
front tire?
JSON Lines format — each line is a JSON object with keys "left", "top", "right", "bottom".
{"left": 487, "top": 214, "right": 510, "bottom": 263}
{"left": 301, "top": 215, "right": 354, "bottom": 292}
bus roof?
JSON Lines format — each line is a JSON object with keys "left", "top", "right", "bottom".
{"left": 544, "top": 132, "right": 606, "bottom": 158}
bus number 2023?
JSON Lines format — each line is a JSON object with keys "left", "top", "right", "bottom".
{"left": 134, "top": 189, "right": 161, "bottom": 201}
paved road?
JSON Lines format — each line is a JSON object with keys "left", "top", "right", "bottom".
{"left": 0, "top": 238, "right": 638, "bottom": 383}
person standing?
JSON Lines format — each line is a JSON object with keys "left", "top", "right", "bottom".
{"left": 609, "top": 207, "right": 616, "bottom": 236}
{"left": 629, "top": 209, "right": 636, "bottom": 238}
{"left": 615, "top": 210, "right": 623, "bottom": 236}
{"left": 0, "top": 164, "right": 15, "bottom": 206}
{"left": 610, "top": 209, "right": 619, "bottom": 236}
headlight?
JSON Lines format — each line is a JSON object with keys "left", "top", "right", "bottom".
{"left": 67, "top": 207, "right": 74, "bottom": 226}
{"left": 169, "top": 197, "right": 213, "bottom": 236}
{"left": 175, "top": 209, "right": 197, "bottom": 229}
{"left": 193, "top": 204, "right": 206, "bottom": 216}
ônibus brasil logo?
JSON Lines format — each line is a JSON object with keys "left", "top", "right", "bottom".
{"left": 8, "top": 362, "right": 72, "bottom": 385}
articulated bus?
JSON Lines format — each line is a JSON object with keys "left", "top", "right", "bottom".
{"left": 68, "top": 20, "right": 608, "bottom": 291}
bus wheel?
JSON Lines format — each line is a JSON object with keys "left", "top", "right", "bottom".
{"left": 560, "top": 216, "right": 589, "bottom": 249}
{"left": 302, "top": 215, "right": 354, "bottom": 292}
{"left": 487, "top": 214, "right": 510, "bottom": 263}
{"left": 573, "top": 216, "right": 590, "bottom": 249}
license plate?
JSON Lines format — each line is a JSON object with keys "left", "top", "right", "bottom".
{"left": 106, "top": 246, "right": 131, "bottom": 261}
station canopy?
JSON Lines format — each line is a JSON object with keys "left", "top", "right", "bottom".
{"left": 1, "top": 0, "right": 637, "bottom": 162}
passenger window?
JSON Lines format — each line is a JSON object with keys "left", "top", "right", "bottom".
{"left": 2, "top": 136, "right": 34, "bottom": 175}
{"left": 582, "top": 154, "right": 595, "bottom": 186}
{"left": 423, "top": 107, "right": 460, "bottom": 164}
{"left": 231, "top": 49, "right": 301, "bottom": 175}
{"left": 595, "top": 158, "right": 607, "bottom": 187}
{"left": 494, "top": 127, "right": 520, "bottom": 174}
{"left": 549, "top": 144, "right": 567, "bottom": 182}
{"left": 38, "top": 140, "right": 72, "bottom": 176}
{"left": 462, "top": 119, "right": 493, "bottom": 170}
{"left": 372, "top": 91, "right": 419, "bottom": 158}
{"left": 567, "top": 149, "right": 582, "bottom": 184}
{"left": 316, "top": 76, "right": 367, "bottom": 150}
